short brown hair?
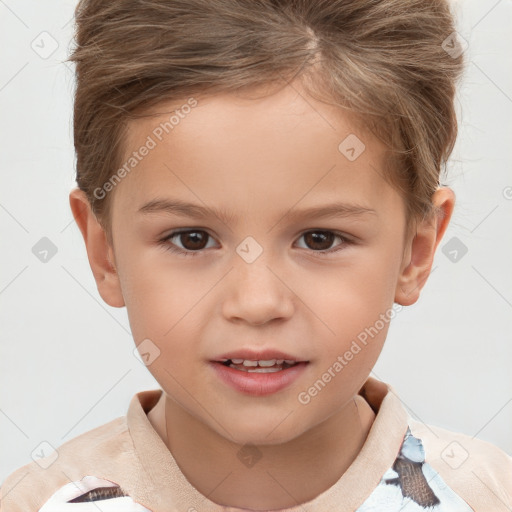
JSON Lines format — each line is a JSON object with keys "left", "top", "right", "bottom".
{"left": 68, "top": 0, "right": 465, "bottom": 240}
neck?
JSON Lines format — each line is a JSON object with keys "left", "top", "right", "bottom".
{"left": 148, "top": 391, "right": 375, "bottom": 510}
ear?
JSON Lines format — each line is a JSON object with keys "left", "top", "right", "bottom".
{"left": 395, "top": 187, "right": 455, "bottom": 306}
{"left": 69, "top": 188, "right": 125, "bottom": 308}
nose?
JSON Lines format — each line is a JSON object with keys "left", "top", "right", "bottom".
{"left": 221, "top": 253, "right": 295, "bottom": 326}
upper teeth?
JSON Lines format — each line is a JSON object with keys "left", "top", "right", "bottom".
{"left": 228, "top": 358, "right": 294, "bottom": 366}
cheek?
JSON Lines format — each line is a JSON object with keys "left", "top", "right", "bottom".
{"left": 305, "top": 255, "right": 400, "bottom": 335}
{"left": 297, "top": 249, "right": 401, "bottom": 384}
{"left": 122, "top": 267, "right": 206, "bottom": 395}
{"left": 116, "top": 248, "right": 207, "bottom": 346}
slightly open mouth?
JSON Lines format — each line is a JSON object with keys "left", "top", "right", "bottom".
{"left": 218, "top": 359, "right": 304, "bottom": 373}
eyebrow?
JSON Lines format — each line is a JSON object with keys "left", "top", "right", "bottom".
{"left": 137, "top": 198, "right": 376, "bottom": 225}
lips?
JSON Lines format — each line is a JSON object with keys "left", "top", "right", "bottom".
{"left": 210, "top": 360, "right": 309, "bottom": 396}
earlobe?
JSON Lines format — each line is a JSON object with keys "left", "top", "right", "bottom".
{"left": 394, "top": 187, "right": 455, "bottom": 306}
{"left": 69, "top": 188, "right": 125, "bottom": 308}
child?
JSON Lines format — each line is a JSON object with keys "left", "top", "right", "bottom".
{"left": 1, "top": 0, "right": 511, "bottom": 510}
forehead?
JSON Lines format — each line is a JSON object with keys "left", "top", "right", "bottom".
{"left": 112, "top": 82, "right": 401, "bottom": 224}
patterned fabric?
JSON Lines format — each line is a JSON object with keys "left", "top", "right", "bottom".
{"left": 38, "top": 476, "right": 151, "bottom": 512}
{"left": 356, "top": 428, "right": 473, "bottom": 511}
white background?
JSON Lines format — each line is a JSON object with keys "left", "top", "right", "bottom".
{"left": 1, "top": 0, "right": 511, "bottom": 484}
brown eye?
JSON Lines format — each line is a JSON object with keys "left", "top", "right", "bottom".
{"left": 160, "top": 229, "right": 217, "bottom": 257}
{"left": 176, "top": 230, "right": 209, "bottom": 250}
{"left": 303, "top": 231, "right": 336, "bottom": 251}
{"left": 295, "top": 230, "right": 351, "bottom": 255}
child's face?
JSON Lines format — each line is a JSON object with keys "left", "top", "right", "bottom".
{"left": 92, "top": 81, "right": 416, "bottom": 443}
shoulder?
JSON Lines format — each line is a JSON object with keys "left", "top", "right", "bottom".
{"left": 408, "top": 418, "right": 512, "bottom": 509}
{"left": 0, "top": 415, "right": 136, "bottom": 512}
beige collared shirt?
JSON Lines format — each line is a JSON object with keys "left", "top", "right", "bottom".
{"left": 1, "top": 377, "right": 511, "bottom": 511}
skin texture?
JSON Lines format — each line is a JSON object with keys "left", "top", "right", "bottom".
{"left": 70, "top": 78, "right": 454, "bottom": 510}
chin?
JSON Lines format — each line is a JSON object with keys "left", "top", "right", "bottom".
{"left": 221, "top": 417, "right": 306, "bottom": 447}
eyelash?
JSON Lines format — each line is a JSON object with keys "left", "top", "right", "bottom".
{"left": 157, "top": 229, "right": 354, "bottom": 258}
